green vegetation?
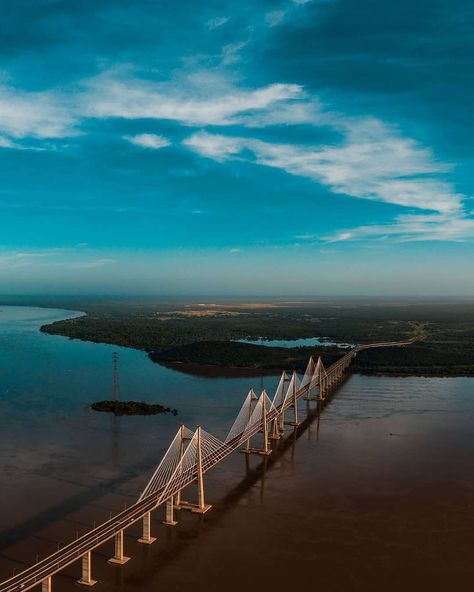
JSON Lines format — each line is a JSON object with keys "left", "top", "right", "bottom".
{"left": 352, "top": 342, "right": 474, "bottom": 376}
{"left": 91, "top": 400, "right": 177, "bottom": 416}
{"left": 27, "top": 297, "right": 474, "bottom": 377}
{"left": 150, "top": 340, "right": 343, "bottom": 374}
{"left": 39, "top": 298, "right": 419, "bottom": 349}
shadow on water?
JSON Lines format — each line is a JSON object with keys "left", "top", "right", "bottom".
{"left": 0, "top": 378, "right": 335, "bottom": 570}
{"left": 120, "top": 395, "right": 331, "bottom": 585}
{"left": 0, "top": 454, "right": 153, "bottom": 552}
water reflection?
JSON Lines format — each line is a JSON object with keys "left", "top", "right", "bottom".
{"left": 237, "top": 336, "right": 355, "bottom": 348}
{"left": 0, "top": 306, "right": 280, "bottom": 538}
{"left": 0, "top": 307, "right": 473, "bottom": 592}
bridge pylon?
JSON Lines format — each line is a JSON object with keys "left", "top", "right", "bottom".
{"left": 317, "top": 359, "right": 328, "bottom": 400}
{"left": 272, "top": 371, "right": 289, "bottom": 435}
{"left": 159, "top": 424, "right": 192, "bottom": 526}
{"left": 174, "top": 424, "right": 188, "bottom": 508}
{"left": 284, "top": 371, "right": 301, "bottom": 427}
{"left": 305, "top": 356, "right": 323, "bottom": 401}
{"left": 242, "top": 390, "right": 272, "bottom": 456}
{"left": 302, "top": 356, "right": 316, "bottom": 400}
{"left": 175, "top": 427, "right": 212, "bottom": 514}
{"left": 242, "top": 388, "right": 258, "bottom": 451}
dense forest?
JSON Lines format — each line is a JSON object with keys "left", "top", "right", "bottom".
{"left": 33, "top": 297, "right": 474, "bottom": 377}
{"left": 150, "top": 340, "right": 344, "bottom": 374}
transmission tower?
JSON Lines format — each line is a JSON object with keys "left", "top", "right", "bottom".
{"left": 112, "top": 351, "right": 120, "bottom": 400}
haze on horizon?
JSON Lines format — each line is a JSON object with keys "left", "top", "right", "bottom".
{"left": 0, "top": 0, "right": 473, "bottom": 297}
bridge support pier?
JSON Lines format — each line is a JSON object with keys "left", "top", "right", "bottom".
{"left": 78, "top": 551, "right": 97, "bottom": 587}
{"left": 42, "top": 576, "right": 51, "bottom": 592}
{"left": 270, "top": 417, "right": 281, "bottom": 440}
{"left": 163, "top": 496, "right": 178, "bottom": 525}
{"left": 278, "top": 407, "right": 285, "bottom": 433}
{"left": 319, "top": 377, "right": 326, "bottom": 400}
{"left": 304, "top": 385, "right": 319, "bottom": 401}
{"left": 138, "top": 511, "right": 156, "bottom": 544}
{"left": 108, "top": 530, "right": 130, "bottom": 565}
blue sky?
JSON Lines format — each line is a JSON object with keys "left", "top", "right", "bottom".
{"left": 0, "top": 0, "right": 473, "bottom": 296}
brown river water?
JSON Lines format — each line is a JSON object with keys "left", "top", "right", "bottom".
{"left": 0, "top": 307, "right": 473, "bottom": 592}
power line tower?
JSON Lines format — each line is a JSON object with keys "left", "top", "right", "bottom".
{"left": 112, "top": 351, "right": 120, "bottom": 401}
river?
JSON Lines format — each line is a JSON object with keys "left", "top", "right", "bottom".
{"left": 0, "top": 306, "right": 472, "bottom": 592}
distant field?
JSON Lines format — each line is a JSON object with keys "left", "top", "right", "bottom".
{"left": 21, "top": 296, "right": 474, "bottom": 377}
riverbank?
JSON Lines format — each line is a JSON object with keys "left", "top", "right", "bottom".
{"left": 35, "top": 298, "right": 474, "bottom": 377}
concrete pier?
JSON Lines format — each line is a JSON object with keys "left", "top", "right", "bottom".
{"left": 163, "top": 496, "right": 178, "bottom": 525}
{"left": 78, "top": 552, "right": 96, "bottom": 587}
{"left": 138, "top": 511, "right": 156, "bottom": 544}
{"left": 108, "top": 530, "right": 130, "bottom": 565}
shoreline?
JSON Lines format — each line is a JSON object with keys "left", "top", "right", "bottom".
{"left": 29, "top": 306, "right": 474, "bottom": 379}
{"left": 152, "top": 357, "right": 474, "bottom": 378}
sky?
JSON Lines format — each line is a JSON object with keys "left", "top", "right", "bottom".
{"left": 0, "top": 0, "right": 473, "bottom": 296}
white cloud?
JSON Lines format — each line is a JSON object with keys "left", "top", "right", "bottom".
{"left": 183, "top": 131, "right": 243, "bottom": 161}
{"left": 0, "top": 135, "right": 16, "bottom": 148}
{"left": 123, "top": 133, "right": 170, "bottom": 149}
{"left": 0, "top": 249, "right": 117, "bottom": 271}
{"left": 0, "top": 66, "right": 470, "bottom": 244}
{"left": 206, "top": 16, "right": 230, "bottom": 30}
{"left": 221, "top": 40, "right": 248, "bottom": 65}
{"left": 0, "top": 84, "right": 77, "bottom": 139}
{"left": 183, "top": 122, "right": 463, "bottom": 215}
{"left": 0, "top": 70, "right": 318, "bottom": 146}
{"left": 265, "top": 10, "right": 286, "bottom": 27}
{"left": 0, "top": 251, "right": 50, "bottom": 270}
{"left": 230, "top": 248, "right": 241, "bottom": 253}
{"left": 83, "top": 71, "right": 304, "bottom": 127}
{"left": 327, "top": 213, "right": 474, "bottom": 243}
{"left": 237, "top": 98, "right": 321, "bottom": 127}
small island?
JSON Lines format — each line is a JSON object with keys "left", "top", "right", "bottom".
{"left": 91, "top": 400, "right": 178, "bottom": 416}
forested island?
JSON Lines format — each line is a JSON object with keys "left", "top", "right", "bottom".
{"left": 150, "top": 340, "right": 342, "bottom": 376}
{"left": 30, "top": 297, "right": 474, "bottom": 377}
{"left": 150, "top": 339, "right": 474, "bottom": 377}
{"left": 91, "top": 400, "right": 178, "bottom": 416}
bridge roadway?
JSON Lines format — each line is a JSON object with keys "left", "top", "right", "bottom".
{"left": 0, "top": 339, "right": 414, "bottom": 592}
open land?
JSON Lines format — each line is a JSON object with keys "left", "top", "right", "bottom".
{"left": 7, "top": 296, "right": 467, "bottom": 377}
{"left": 2, "top": 296, "right": 473, "bottom": 376}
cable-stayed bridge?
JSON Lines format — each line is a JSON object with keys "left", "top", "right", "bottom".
{"left": 0, "top": 339, "right": 413, "bottom": 592}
